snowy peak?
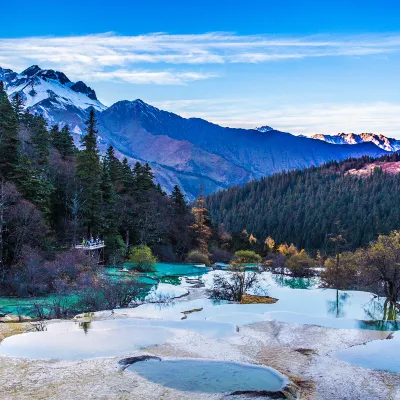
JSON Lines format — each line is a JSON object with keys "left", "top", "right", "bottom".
{"left": 70, "top": 81, "right": 98, "bottom": 100}
{"left": 311, "top": 133, "right": 400, "bottom": 152}
{"left": 255, "top": 125, "right": 274, "bottom": 133}
{"left": 21, "top": 65, "right": 41, "bottom": 77}
{"left": 0, "top": 65, "right": 105, "bottom": 112}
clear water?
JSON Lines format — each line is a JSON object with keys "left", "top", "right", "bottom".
{"left": 0, "top": 314, "right": 236, "bottom": 360}
{"left": 0, "top": 263, "right": 204, "bottom": 317}
{"left": 1, "top": 266, "right": 399, "bottom": 364}
{"left": 334, "top": 330, "right": 400, "bottom": 373}
{"left": 123, "top": 262, "right": 210, "bottom": 278}
{"left": 128, "top": 358, "right": 286, "bottom": 393}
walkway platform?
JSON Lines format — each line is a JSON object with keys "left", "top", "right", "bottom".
{"left": 75, "top": 242, "right": 105, "bottom": 250}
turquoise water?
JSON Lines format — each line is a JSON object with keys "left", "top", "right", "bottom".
{"left": 128, "top": 358, "right": 286, "bottom": 393}
{"left": 0, "top": 263, "right": 208, "bottom": 317}
{"left": 1, "top": 266, "right": 399, "bottom": 363}
{"left": 123, "top": 262, "right": 210, "bottom": 278}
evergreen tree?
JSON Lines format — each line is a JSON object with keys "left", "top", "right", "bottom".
{"left": 13, "top": 155, "right": 53, "bottom": 214}
{"left": 156, "top": 183, "right": 166, "bottom": 196}
{"left": 50, "top": 124, "right": 75, "bottom": 159}
{"left": 59, "top": 125, "right": 75, "bottom": 159}
{"left": 100, "top": 159, "right": 126, "bottom": 263}
{"left": 133, "top": 162, "right": 155, "bottom": 193}
{"left": 50, "top": 124, "right": 61, "bottom": 148}
{"left": 31, "top": 116, "right": 50, "bottom": 167}
{"left": 76, "top": 109, "right": 102, "bottom": 236}
{"left": 121, "top": 158, "right": 134, "bottom": 194}
{"left": 11, "top": 92, "right": 25, "bottom": 121}
{"left": 170, "top": 185, "right": 187, "bottom": 212}
{"left": 0, "top": 82, "right": 19, "bottom": 180}
{"left": 105, "top": 146, "right": 124, "bottom": 187}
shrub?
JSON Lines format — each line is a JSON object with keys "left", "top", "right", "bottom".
{"left": 285, "top": 250, "right": 317, "bottom": 277}
{"left": 233, "top": 250, "right": 262, "bottom": 265}
{"left": 127, "top": 245, "right": 157, "bottom": 272}
{"left": 210, "top": 249, "right": 233, "bottom": 264}
{"left": 186, "top": 250, "right": 210, "bottom": 266}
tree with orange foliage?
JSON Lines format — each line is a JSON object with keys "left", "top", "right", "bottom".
{"left": 190, "top": 185, "right": 212, "bottom": 255}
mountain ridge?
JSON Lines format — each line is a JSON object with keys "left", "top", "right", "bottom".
{"left": 311, "top": 132, "right": 400, "bottom": 152}
{"left": 0, "top": 65, "right": 391, "bottom": 199}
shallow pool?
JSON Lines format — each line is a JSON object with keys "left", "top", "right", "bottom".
{"left": 128, "top": 358, "right": 286, "bottom": 393}
{"left": 333, "top": 331, "right": 400, "bottom": 373}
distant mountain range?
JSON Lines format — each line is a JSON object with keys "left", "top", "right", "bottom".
{"left": 311, "top": 133, "right": 400, "bottom": 152}
{"left": 0, "top": 65, "right": 392, "bottom": 199}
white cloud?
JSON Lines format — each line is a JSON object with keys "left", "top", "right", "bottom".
{"left": 152, "top": 99, "right": 400, "bottom": 139}
{"left": 88, "top": 69, "right": 218, "bottom": 85}
{"left": 1, "top": 32, "right": 400, "bottom": 84}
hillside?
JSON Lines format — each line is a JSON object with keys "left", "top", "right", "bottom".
{"left": 205, "top": 153, "right": 400, "bottom": 253}
{"left": 0, "top": 65, "right": 391, "bottom": 199}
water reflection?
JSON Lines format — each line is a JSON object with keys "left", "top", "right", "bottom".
{"left": 327, "top": 291, "right": 350, "bottom": 318}
{"left": 272, "top": 274, "right": 318, "bottom": 290}
{"left": 79, "top": 321, "right": 91, "bottom": 334}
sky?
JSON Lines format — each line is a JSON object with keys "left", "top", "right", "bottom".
{"left": 1, "top": 0, "right": 400, "bottom": 137}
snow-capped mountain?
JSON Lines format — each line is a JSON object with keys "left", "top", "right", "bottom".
{"left": 255, "top": 126, "right": 274, "bottom": 133}
{"left": 1, "top": 65, "right": 106, "bottom": 136}
{"left": 0, "top": 65, "right": 392, "bottom": 200}
{"left": 311, "top": 133, "right": 400, "bottom": 152}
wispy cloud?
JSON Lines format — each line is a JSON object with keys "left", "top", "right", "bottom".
{"left": 152, "top": 99, "right": 400, "bottom": 138}
{"left": 1, "top": 32, "right": 400, "bottom": 84}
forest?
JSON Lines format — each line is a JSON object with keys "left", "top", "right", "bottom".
{"left": 0, "top": 83, "right": 195, "bottom": 299}
{"left": 205, "top": 153, "right": 400, "bottom": 254}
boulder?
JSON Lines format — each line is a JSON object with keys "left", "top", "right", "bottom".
{"left": 0, "top": 314, "right": 32, "bottom": 323}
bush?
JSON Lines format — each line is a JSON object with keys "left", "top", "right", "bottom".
{"left": 285, "top": 250, "right": 317, "bottom": 277}
{"left": 186, "top": 250, "right": 210, "bottom": 266}
{"left": 211, "top": 270, "right": 260, "bottom": 301}
{"left": 127, "top": 245, "right": 157, "bottom": 272}
{"left": 210, "top": 249, "right": 233, "bottom": 264}
{"left": 233, "top": 250, "right": 262, "bottom": 265}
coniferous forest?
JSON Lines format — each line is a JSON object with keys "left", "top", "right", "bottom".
{"left": 0, "top": 83, "right": 194, "bottom": 298}
{"left": 205, "top": 153, "right": 400, "bottom": 254}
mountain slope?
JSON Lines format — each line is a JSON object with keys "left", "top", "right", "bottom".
{"left": 311, "top": 132, "right": 400, "bottom": 152}
{"left": 97, "top": 100, "right": 388, "bottom": 197}
{"left": 205, "top": 153, "right": 400, "bottom": 252}
{"left": 0, "top": 65, "right": 391, "bottom": 199}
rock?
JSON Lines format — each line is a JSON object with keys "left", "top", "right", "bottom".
{"left": 119, "top": 355, "right": 161, "bottom": 370}
{"left": 0, "top": 314, "right": 32, "bottom": 323}
{"left": 0, "top": 315, "right": 19, "bottom": 323}
{"left": 72, "top": 312, "right": 94, "bottom": 322}
{"left": 240, "top": 294, "right": 279, "bottom": 304}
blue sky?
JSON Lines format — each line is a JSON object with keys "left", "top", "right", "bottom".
{"left": 1, "top": 0, "right": 400, "bottom": 137}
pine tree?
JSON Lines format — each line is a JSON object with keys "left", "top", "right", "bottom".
{"left": 121, "top": 158, "right": 134, "bottom": 194}
{"left": 170, "top": 185, "right": 187, "bottom": 212}
{"left": 76, "top": 109, "right": 102, "bottom": 236}
{"left": 0, "top": 82, "right": 19, "bottom": 180}
{"left": 31, "top": 116, "right": 50, "bottom": 167}
{"left": 156, "top": 183, "right": 166, "bottom": 196}
{"left": 105, "top": 146, "right": 124, "bottom": 187}
{"left": 59, "top": 125, "right": 75, "bottom": 159}
{"left": 100, "top": 159, "right": 126, "bottom": 263}
{"left": 13, "top": 155, "right": 53, "bottom": 214}
{"left": 133, "top": 162, "right": 155, "bottom": 192}
{"left": 11, "top": 92, "right": 25, "bottom": 121}
{"left": 50, "top": 124, "right": 61, "bottom": 148}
